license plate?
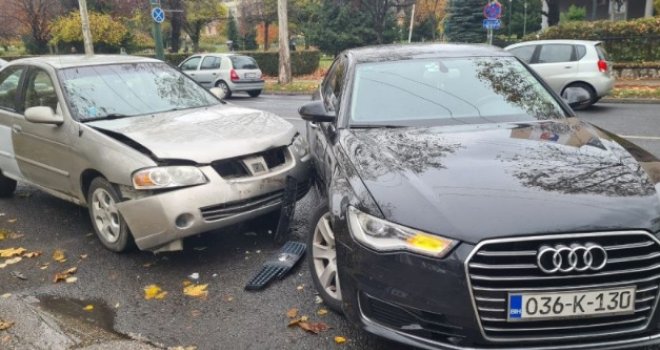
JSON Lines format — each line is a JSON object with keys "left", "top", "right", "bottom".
{"left": 508, "top": 286, "right": 635, "bottom": 321}
{"left": 245, "top": 73, "right": 256, "bottom": 79}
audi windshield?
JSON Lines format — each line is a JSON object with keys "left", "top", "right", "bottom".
{"left": 58, "top": 62, "right": 220, "bottom": 122}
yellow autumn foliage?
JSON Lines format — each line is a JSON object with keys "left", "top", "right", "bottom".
{"left": 50, "top": 11, "right": 129, "bottom": 46}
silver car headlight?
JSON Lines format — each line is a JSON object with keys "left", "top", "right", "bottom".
{"left": 291, "top": 134, "right": 309, "bottom": 158}
{"left": 347, "top": 206, "right": 457, "bottom": 258}
{"left": 132, "top": 166, "right": 208, "bottom": 190}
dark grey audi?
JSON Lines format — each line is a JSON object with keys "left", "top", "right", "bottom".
{"left": 300, "top": 43, "right": 660, "bottom": 350}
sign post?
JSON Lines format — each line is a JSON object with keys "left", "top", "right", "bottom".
{"left": 150, "top": 2, "right": 165, "bottom": 60}
{"left": 483, "top": 0, "right": 503, "bottom": 46}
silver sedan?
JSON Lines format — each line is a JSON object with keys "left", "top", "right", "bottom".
{"left": 0, "top": 55, "right": 311, "bottom": 252}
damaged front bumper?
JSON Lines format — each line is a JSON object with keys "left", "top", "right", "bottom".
{"left": 116, "top": 150, "right": 311, "bottom": 252}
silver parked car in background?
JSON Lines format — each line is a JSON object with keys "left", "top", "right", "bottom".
{"left": 505, "top": 40, "right": 615, "bottom": 109}
{"left": 0, "top": 55, "right": 310, "bottom": 253}
{"left": 179, "top": 53, "right": 265, "bottom": 98}
{"left": 0, "top": 58, "right": 7, "bottom": 69}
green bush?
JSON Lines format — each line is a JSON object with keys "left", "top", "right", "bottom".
{"left": 528, "top": 17, "right": 660, "bottom": 62}
{"left": 237, "top": 50, "right": 321, "bottom": 76}
{"left": 560, "top": 5, "right": 587, "bottom": 23}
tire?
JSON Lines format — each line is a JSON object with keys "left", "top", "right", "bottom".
{"left": 562, "top": 82, "right": 596, "bottom": 111}
{"left": 0, "top": 171, "right": 17, "bottom": 198}
{"left": 248, "top": 90, "right": 262, "bottom": 98}
{"left": 87, "top": 177, "right": 133, "bottom": 252}
{"left": 216, "top": 81, "right": 232, "bottom": 98}
{"left": 307, "top": 201, "right": 343, "bottom": 313}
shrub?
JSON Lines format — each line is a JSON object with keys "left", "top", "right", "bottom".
{"left": 560, "top": 5, "right": 587, "bottom": 23}
{"left": 237, "top": 50, "right": 321, "bottom": 76}
{"left": 50, "top": 11, "right": 130, "bottom": 53}
{"left": 527, "top": 17, "right": 660, "bottom": 62}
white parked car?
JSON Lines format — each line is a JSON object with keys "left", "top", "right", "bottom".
{"left": 0, "top": 58, "right": 7, "bottom": 69}
{"left": 505, "top": 40, "right": 615, "bottom": 109}
{"left": 179, "top": 54, "right": 265, "bottom": 98}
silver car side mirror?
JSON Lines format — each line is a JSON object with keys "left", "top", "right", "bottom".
{"left": 24, "top": 106, "right": 63, "bottom": 125}
{"left": 210, "top": 87, "right": 226, "bottom": 100}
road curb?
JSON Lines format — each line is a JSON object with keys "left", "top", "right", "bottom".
{"left": 601, "top": 98, "right": 660, "bottom": 104}
{"left": 263, "top": 92, "right": 314, "bottom": 96}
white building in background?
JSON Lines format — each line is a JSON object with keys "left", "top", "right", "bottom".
{"left": 542, "top": 0, "right": 655, "bottom": 29}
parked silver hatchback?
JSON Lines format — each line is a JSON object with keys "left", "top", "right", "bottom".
{"left": 0, "top": 55, "right": 310, "bottom": 253}
{"left": 180, "top": 54, "right": 265, "bottom": 98}
{"left": 505, "top": 40, "right": 615, "bottom": 109}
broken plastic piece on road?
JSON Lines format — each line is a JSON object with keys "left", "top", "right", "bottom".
{"left": 244, "top": 241, "right": 306, "bottom": 291}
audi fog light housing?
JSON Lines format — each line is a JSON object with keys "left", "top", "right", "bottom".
{"left": 133, "top": 166, "right": 208, "bottom": 190}
{"left": 291, "top": 134, "right": 309, "bottom": 158}
{"left": 347, "top": 206, "right": 457, "bottom": 258}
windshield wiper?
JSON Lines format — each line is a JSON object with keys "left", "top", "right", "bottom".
{"left": 350, "top": 124, "right": 407, "bottom": 129}
{"left": 81, "top": 113, "right": 132, "bottom": 122}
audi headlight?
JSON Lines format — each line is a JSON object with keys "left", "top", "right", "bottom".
{"left": 132, "top": 166, "right": 208, "bottom": 190}
{"left": 347, "top": 206, "right": 457, "bottom": 258}
{"left": 291, "top": 134, "right": 309, "bottom": 158}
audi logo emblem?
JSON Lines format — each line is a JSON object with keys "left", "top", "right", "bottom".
{"left": 536, "top": 243, "right": 608, "bottom": 274}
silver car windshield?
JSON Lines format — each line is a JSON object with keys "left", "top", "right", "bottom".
{"left": 349, "top": 57, "right": 567, "bottom": 127}
{"left": 59, "top": 62, "right": 220, "bottom": 121}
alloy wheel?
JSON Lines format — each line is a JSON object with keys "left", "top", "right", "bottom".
{"left": 312, "top": 213, "right": 342, "bottom": 301}
{"left": 91, "top": 188, "right": 121, "bottom": 244}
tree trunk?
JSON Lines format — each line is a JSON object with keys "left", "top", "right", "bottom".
{"left": 264, "top": 21, "right": 270, "bottom": 51}
{"left": 278, "top": 0, "right": 292, "bottom": 84}
{"left": 171, "top": 0, "right": 183, "bottom": 52}
{"left": 192, "top": 24, "right": 201, "bottom": 52}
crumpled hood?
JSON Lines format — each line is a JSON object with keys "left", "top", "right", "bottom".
{"left": 87, "top": 105, "right": 297, "bottom": 163}
{"left": 341, "top": 119, "right": 660, "bottom": 244}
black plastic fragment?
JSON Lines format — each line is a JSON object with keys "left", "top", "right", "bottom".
{"left": 274, "top": 176, "right": 298, "bottom": 243}
{"left": 245, "top": 241, "right": 307, "bottom": 291}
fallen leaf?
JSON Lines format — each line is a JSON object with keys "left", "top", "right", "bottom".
{"left": 65, "top": 277, "right": 78, "bottom": 284}
{"left": 0, "top": 257, "right": 22, "bottom": 269}
{"left": 39, "top": 263, "right": 49, "bottom": 270}
{"left": 114, "top": 303, "right": 120, "bottom": 308}
{"left": 142, "top": 262, "right": 155, "bottom": 268}
{"left": 144, "top": 284, "right": 168, "bottom": 300}
{"left": 182, "top": 280, "right": 192, "bottom": 287}
{"left": 0, "top": 231, "right": 5, "bottom": 241}
{"left": 287, "top": 308, "right": 299, "bottom": 319}
{"left": 7, "top": 219, "right": 16, "bottom": 224}
{"left": 52, "top": 250, "right": 66, "bottom": 263}
{"left": 183, "top": 284, "right": 208, "bottom": 298}
{"left": 298, "top": 321, "right": 329, "bottom": 334}
{"left": 188, "top": 273, "right": 199, "bottom": 280}
{"left": 79, "top": 254, "right": 88, "bottom": 259}
{"left": 0, "top": 247, "right": 26, "bottom": 258}
{"left": 1, "top": 293, "right": 11, "bottom": 299}
{"left": 317, "top": 308, "right": 328, "bottom": 316}
{"left": 0, "top": 321, "right": 14, "bottom": 331}
{"left": 23, "top": 251, "right": 41, "bottom": 258}
{"left": 314, "top": 295, "right": 323, "bottom": 304}
{"left": 10, "top": 271, "right": 26, "bottom": 280}
{"left": 296, "top": 284, "right": 304, "bottom": 292}
{"left": 334, "top": 336, "right": 347, "bottom": 344}
{"left": 53, "top": 267, "right": 77, "bottom": 283}
{"left": 82, "top": 305, "right": 94, "bottom": 311}
{"left": 8, "top": 233, "right": 23, "bottom": 240}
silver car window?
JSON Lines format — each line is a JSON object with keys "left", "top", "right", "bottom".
{"left": 24, "top": 70, "right": 59, "bottom": 112}
{"left": 509, "top": 45, "right": 536, "bottom": 64}
{"left": 0, "top": 67, "right": 24, "bottom": 112}
{"left": 59, "top": 62, "right": 220, "bottom": 121}
{"left": 538, "top": 44, "right": 575, "bottom": 63}
{"left": 201, "top": 56, "right": 221, "bottom": 70}
{"left": 181, "top": 57, "right": 201, "bottom": 70}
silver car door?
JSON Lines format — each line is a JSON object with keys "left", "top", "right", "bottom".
{"left": 179, "top": 56, "right": 202, "bottom": 83}
{"left": 0, "top": 66, "right": 27, "bottom": 181}
{"left": 12, "top": 67, "right": 75, "bottom": 195}
{"left": 530, "top": 44, "right": 578, "bottom": 94}
{"left": 197, "top": 56, "right": 222, "bottom": 88}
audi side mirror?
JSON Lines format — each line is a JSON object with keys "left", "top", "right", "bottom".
{"left": 298, "top": 101, "right": 336, "bottom": 123}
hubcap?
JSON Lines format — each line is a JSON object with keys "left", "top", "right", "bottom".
{"left": 91, "top": 188, "right": 121, "bottom": 244}
{"left": 219, "top": 82, "right": 229, "bottom": 95}
{"left": 312, "top": 213, "right": 342, "bottom": 301}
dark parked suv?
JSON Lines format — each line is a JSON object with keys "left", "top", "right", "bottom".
{"left": 301, "top": 43, "right": 660, "bottom": 349}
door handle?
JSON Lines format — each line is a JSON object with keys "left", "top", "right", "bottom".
{"left": 212, "top": 73, "right": 217, "bottom": 76}
{"left": 309, "top": 122, "right": 319, "bottom": 129}
{"left": 190, "top": 73, "right": 196, "bottom": 76}
{"left": 564, "top": 66, "right": 573, "bottom": 69}
{"left": 12, "top": 125, "right": 22, "bottom": 133}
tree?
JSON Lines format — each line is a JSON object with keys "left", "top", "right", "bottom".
{"left": 49, "top": 10, "right": 129, "bottom": 53}
{"left": 415, "top": 0, "right": 448, "bottom": 40}
{"left": 167, "top": 0, "right": 184, "bottom": 52}
{"left": 506, "top": 0, "right": 542, "bottom": 38}
{"left": 183, "top": 0, "right": 227, "bottom": 52}
{"left": 241, "top": 0, "right": 278, "bottom": 51}
{"left": 0, "top": 0, "right": 64, "bottom": 54}
{"left": 256, "top": 23, "right": 279, "bottom": 47}
{"left": 357, "top": 0, "right": 408, "bottom": 44}
{"left": 444, "top": 0, "right": 485, "bottom": 43}
{"left": 543, "top": 0, "right": 561, "bottom": 26}
{"left": 278, "top": 0, "right": 292, "bottom": 84}
{"left": 226, "top": 13, "right": 239, "bottom": 50}
{"left": 560, "top": 4, "right": 586, "bottom": 22}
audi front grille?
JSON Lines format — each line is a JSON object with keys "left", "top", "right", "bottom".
{"left": 465, "top": 231, "right": 660, "bottom": 343}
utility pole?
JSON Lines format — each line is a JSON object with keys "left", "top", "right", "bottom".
{"left": 408, "top": 4, "right": 416, "bottom": 43}
{"left": 523, "top": 0, "right": 528, "bottom": 37}
{"left": 277, "top": 0, "right": 292, "bottom": 84}
{"left": 78, "top": 0, "right": 94, "bottom": 56}
{"left": 507, "top": 0, "right": 512, "bottom": 37}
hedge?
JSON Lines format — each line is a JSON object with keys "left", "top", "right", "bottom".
{"left": 527, "top": 17, "right": 660, "bottom": 62}
{"left": 237, "top": 50, "right": 321, "bottom": 76}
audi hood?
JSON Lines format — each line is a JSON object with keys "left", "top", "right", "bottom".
{"left": 86, "top": 104, "right": 297, "bottom": 164}
{"left": 340, "top": 119, "right": 660, "bottom": 244}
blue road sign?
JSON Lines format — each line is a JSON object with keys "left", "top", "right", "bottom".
{"left": 484, "top": 1, "right": 503, "bottom": 19}
{"left": 483, "top": 19, "right": 502, "bottom": 30}
{"left": 152, "top": 7, "right": 165, "bottom": 24}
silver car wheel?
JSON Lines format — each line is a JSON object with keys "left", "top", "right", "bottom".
{"left": 312, "top": 213, "right": 342, "bottom": 302}
{"left": 91, "top": 188, "right": 121, "bottom": 244}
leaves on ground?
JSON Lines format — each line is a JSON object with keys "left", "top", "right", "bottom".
{"left": 183, "top": 284, "right": 208, "bottom": 299}
{"left": 296, "top": 284, "right": 305, "bottom": 292}
{"left": 7, "top": 219, "right": 16, "bottom": 224}
{"left": 334, "top": 336, "right": 347, "bottom": 344}
{"left": 53, "top": 267, "right": 77, "bottom": 283}
{"left": 52, "top": 250, "right": 66, "bottom": 263}
{"left": 82, "top": 305, "right": 94, "bottom": 311}
{"left": 298, "top": 321, "right": 329, "bottom": 334}
{"left": 287, "top": 308, "right": 299, "bottom": 319}
{"left": 65, "top": 277, "right": 78, "bottom": 283}
{"left": 317, "top": 308, "right": 328, "bottom": 316}
{"left": 22, "top": 251, "right": 41, "bottom": 259}
{"left": 144, "top": 284, "right": 168, "bottom": 300}
{"left": 0, "top": 230, "right": 6, "bottom": 241}
{"left": 0, "top": 247, "right": 26, "bottom": 258}
{"left": 0, "top": 257, "right": 22, "bottom": 269}
{"left": 0, "top": 320, "right": 14, "bottom": 331}
{"left": 1, "top": 294, "right": 11, "bottom": 299}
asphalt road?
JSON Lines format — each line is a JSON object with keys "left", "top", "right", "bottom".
{"left": 1, "top": 94, "right": 658, "bottom": 350}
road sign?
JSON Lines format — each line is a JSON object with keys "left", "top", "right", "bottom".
{"left": 484, "top": 0, "right": 503, "bottom": 19}
{"left": 151, "top": 7, "right": 165, "bottom": 24}
{"left": 150, "top": 0, "right": 160, "bottom": 6}
{"left": 483, "top": 19, "right": 502, "bottom": 30}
